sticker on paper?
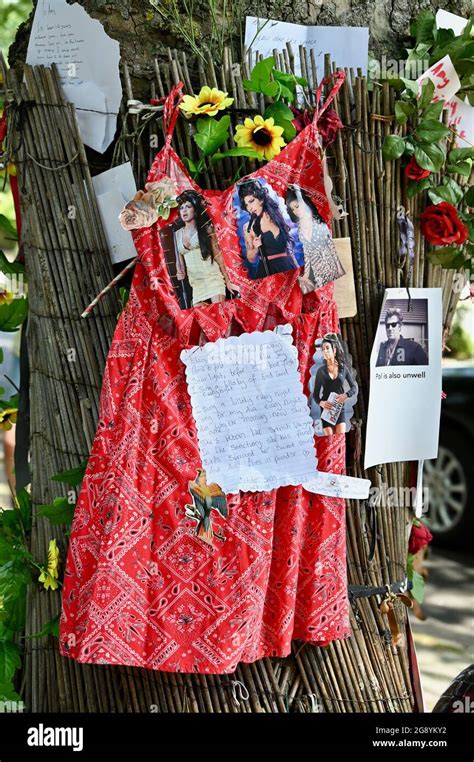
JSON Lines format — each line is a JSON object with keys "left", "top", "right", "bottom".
{"left": 185, "top": 469, "right": 228, "bottom": 546}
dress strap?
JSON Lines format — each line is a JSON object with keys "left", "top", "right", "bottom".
{"left": 313, "top": 69, "right": 346, "bottom": 126}
{"left": 163, "top": 81, "right": 185, "bottom": 148}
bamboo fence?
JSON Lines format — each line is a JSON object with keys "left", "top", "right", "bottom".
{"left": 2, "top": 43, "right": 464, "bottom": 713}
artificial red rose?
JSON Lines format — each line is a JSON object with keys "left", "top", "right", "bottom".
{"left": 409, "top": 521, "right": 433, "bottom": 555}
{"left": 405, "top": 156, "right": 430, "bottom": 180}
{"left": 317, "top": 108, "right": 343, "bottom": 147}
{"left": 420, "top": 202, "right": 469, "bottom": 245}
{"left": 290, "top": 106, "right": 311, "bottom": 133}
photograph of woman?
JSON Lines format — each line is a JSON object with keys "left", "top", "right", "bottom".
{"left": 286, "top": 185, "right": 345, "bottom": 294}
{"left": 166, "top": 190, "right": 237, "bottom": 309}
{"left": 310, "top": 334, "right": 358, "bottom": 437}
{"left": 236, "top": 179, "right": 300, "bottom": 280}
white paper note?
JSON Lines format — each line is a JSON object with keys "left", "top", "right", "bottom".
{"left": 364, "top": 289, "right": 442, "bottom": 470}
{"left": 26, "top": 0, "right": 122, "bottom": 153}
{"left": 181, "top": 325, "right": 318, "bottom": 494}
{"left": 417, "top": 54, "right": 461, "bottom": 103}
{"left": 245, "top": 16, "right": 369, "bottom": 78}
{"left": 435, "top": 9, "right": 469, "bottom": 36}
{"left": 90, "top": 163, "right": 138, "bottom": 264}
{"left": 444, "top": 95, "right": 474, "bottom": 148}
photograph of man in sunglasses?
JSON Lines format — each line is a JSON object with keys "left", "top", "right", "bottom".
{"left": 376, "top": 304, "right": 429, "bottom": 367}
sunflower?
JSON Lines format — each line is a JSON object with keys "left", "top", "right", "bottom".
{"left": 234, "top": 116, "right": 286, "bottom": 161}
{"left": 179, "top": 86, "right": 233, "bottom": 117}
{"left": 39, "top": 539, "right": 60, "bottom": 591}
{"left": 0, "top": 407, "right": 17, "bottom": 431}
{"left": 0, "top": 289, "right": 14, "bottom": 306}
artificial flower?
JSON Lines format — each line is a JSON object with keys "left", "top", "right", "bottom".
{"left": 179, "top": 86, "right": 233, "bottom": 117}
{"left": 408, "top": 520, "right": 433, "bottom": 555}
{"left": 420, "top": 202, "right": 468, "bottom": 246}
{"left": 118, "top": 196, "right": 159, "bottom": 231}
{"left": 234, "top": 115, "right": 286, "bottom": 161}
{"left": 0, "top": 289, "right": 14, "bottom": 306}
{"left": 317, "top": 108, "right": 343, "bottom": 147}
{"left": 144, "top": 177, "right": 179, "bottom": 219}
{"left": 405, "top": 156, "right": 430, "bottom": 181}
{"left": 0, "top": 407, "right": 17, "bottom": 430}
{"left": 38, "top": 539, "right": 60, "bottom": 591}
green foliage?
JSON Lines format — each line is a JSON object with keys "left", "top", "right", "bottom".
{"left": 50, "top": 461, "right": 88, "bottom": 487}
{"left": 37, "top": 497, "right": 75, "bottom": 525}
{"left": 193, "top": 115, "right": 231, "bottom": 156}
{"left": 0, "top": 297, "right": 28, "bottom": 332}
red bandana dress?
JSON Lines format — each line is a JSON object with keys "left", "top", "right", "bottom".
{"left": 59, "top": 72, "right": 351, "bottom": 673}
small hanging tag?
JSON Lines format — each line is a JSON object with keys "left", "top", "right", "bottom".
{"left": 322, "top": 151, "right": 348, "bottom": 220}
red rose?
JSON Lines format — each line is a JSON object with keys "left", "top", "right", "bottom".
{"left": 405, "top": 156, "right": 430, "bottom": 180}
{"left": 420, "top": 202, "right": 469, "bottom": 245}
{"left": 409, "top": 521, "right": 433, "bottom": 555}
{"left": 317, "top": 108, "right": 343, "bottom": 147}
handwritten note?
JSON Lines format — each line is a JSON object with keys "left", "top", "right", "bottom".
{"left": 181, "top": 325, "right": 318, "bottom": 494}
{"left": 26, "top": 0, "right": 122, "bottom": 153}
{"left": 245, "top": 17, "right": 369, "bottom": 79}
{"left": 417, "top": 54, "right": 461, "bottom": 104}
{"left": 444, "top": 95, "right": 474, "bottom": 148}
{"left": 304, "top": 472, "right": 371, "bottom": 499}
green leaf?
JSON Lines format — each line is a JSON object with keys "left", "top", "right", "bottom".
{"left": 421, "top": 100, "right": 444, "bottom": 121}
{"left": 415, "top": 118, "right": 450, "bottom": 142}
{"left": 51, "top": 460, "right": 88, "bottom": 487}
{"left": 264, "top": 102, "right": 297, "bottom": 140}
{"left": 428, "top": 178, "right": 463, "bottom": 206}
{"left": 418, "top": 78, "right": 435, "bottom": 110}
{"left": 445, "top": 160, "right": 472, "bottom": 177}
{"left": 427, "top": 247, "right": 467, "bottom": 268}
{"left": 0, "top": 641, "right": 21, "bottom": 685}
{"left": 412, "top": 9, "right": 436, "bottom": 45}
{"left": 414, "top": 142, "right": 445, "bottom": 172}
{"left": 0, "top": 298, "right": 28, "bottom": 332}
{"left": 406, "top": 178, "right": 432, "bottom": 198}
{"left": 15, "top": 488, "right": 32, "bottom": 533}
{"left": 400, "top": 78, "right": 419, "bottom": 97}
{"left": 0, "top": 682, "right": 22, "bottom": 702}
{"left": 382, "top": 135, "right": 406, "bottom": 161}
{"left": 0, "top": 250, "right": 25, "bottom": 277}
{"left": 211, "top": 147, "right": 261, "bottom": 162}
{"left": 27, "top": 615, "right": 60, "bottom": 640}
{"left": 181, "top": 157, "right": 198, "bottom": 175}
{"left": 448, "top": 147, "right": 474, "bottom": 164}
{"left": 395, "top": 101, "right": 415, "bottom": 125}
{"left": 37, "top": 496, "right": 75, "bottom": 525}
{"left": 193, "top": 115, "right": 231, "bottom": 157}
{"left": 0, "top": 560, "right": 30, "bottom": 631}
{"left": 0, "top": 216, "right": 18, "bottom": 242}
{"left": 463, "top": 185, "right": 474, "bottom": 207}
{"left": 411, "top": 569, "right": 425, "bottom": 604}
{"left": 243, "top": 56, "right": 278, "bottom": 97}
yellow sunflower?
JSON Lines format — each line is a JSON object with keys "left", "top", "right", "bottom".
{"left": 0, "top": 289, "right": 15, "bottom": 306}
{"left": 39, "top": 539, "right": 60, "bottom": 591}
{"left": 0, "top": 407, "right": 17, "bottom": 431}
{"left": 179, "top": 86, "right": 234, "bottom": 117}
{"left": 234, "top": 115, "right": 286, "bottom": 161}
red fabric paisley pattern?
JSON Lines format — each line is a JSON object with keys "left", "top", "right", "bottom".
{"left": 59, "top": 76, "right": 350, "bottom": 673}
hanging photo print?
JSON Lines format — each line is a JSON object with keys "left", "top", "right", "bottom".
{"left": 285, "top": 184, "right": 345, "bottom": 293}
{"left": 308, "top": 333, "right": 359, "bottom": 437}
{"left": 364, "top": 288, "right": 442, "bottom": 469}
{"left": 233, "top": 178, "right": 302, "bottom": 279}
{"left": 159, "top": 190, "right": 240, "bottom": 309}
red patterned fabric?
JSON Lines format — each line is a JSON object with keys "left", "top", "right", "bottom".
{"left": 59, "top": 73, "right": 350, "bottom": 673}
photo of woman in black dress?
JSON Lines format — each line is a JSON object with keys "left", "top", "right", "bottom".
{"left": 311, "top": 334, "right": 358, "bottom": 437}
{"left": 237, "top": 179, "right": 299, "bottom": 279}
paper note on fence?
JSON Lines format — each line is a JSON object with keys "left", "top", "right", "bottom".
{"left": 26, "top": 0, "right": 121, "bottom": 153}
{"left": 181, "top": 325, "right": 318, "bottom": 494}
{"left": 244, "top": 17, "right": 369, "bottom": 78}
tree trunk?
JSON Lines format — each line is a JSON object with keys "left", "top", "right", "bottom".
{"left": 8, "top": 1, "right": 465, "bottom": 712}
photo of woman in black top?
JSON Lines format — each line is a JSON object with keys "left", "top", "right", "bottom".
{"left": 311, "top": 334, "right": 358, "bottom": 437}
{"left": 237, "top": 179, "right": 299, "bottom": 279}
